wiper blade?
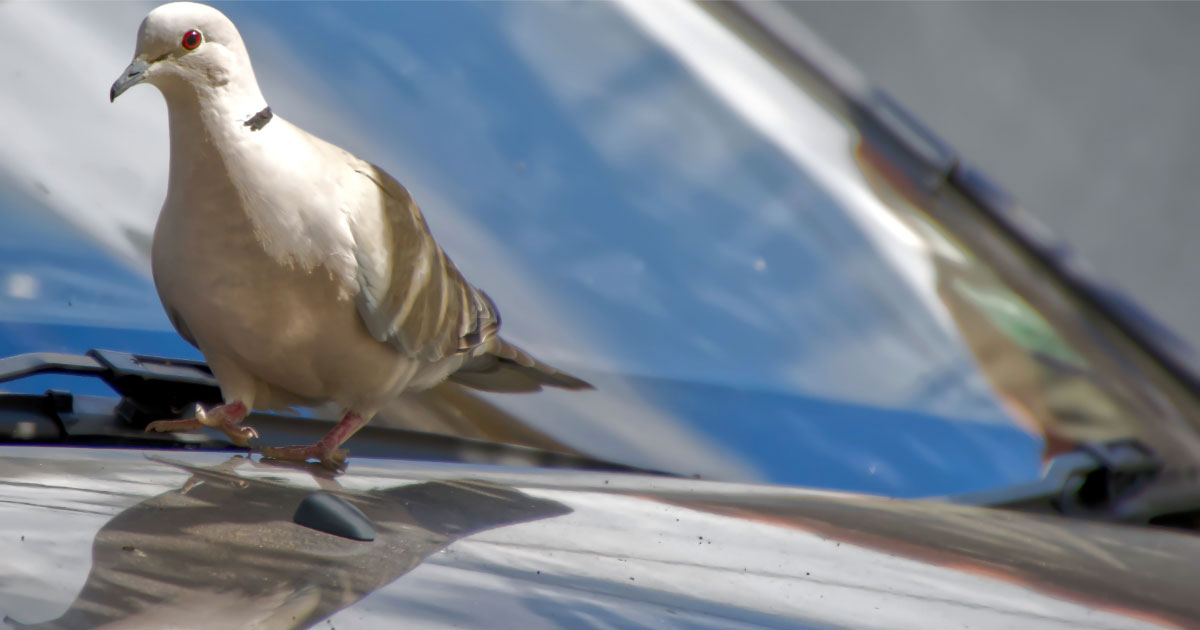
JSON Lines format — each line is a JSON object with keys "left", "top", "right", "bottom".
{"left": 0, "top": 349, "right": 665, "bottom": 476}
{"left": 0, "top": 349, "right": 222, "bottom": 425}
{"left": 948, "top": 438, "right": 1200, "bottom": 526}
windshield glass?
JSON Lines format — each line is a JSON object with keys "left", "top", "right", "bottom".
{"left": 2, "top": 1, "right": 1193, "bottom": 497}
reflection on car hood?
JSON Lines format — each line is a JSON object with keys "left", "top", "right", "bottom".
{"left": 0, "top": 447, "right": 1195, "bottom": 630}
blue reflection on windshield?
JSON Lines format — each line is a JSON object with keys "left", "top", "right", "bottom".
{"left": 0, "top": 1, "right": 1042, "bottom": 496}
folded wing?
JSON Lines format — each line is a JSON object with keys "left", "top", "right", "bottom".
{"left": 349, "top": 163, "right": 591, "bottom": 393}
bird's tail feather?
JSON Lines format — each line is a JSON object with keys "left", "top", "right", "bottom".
{"left": 449, "top": 338, "right": 593, "bottom": 393}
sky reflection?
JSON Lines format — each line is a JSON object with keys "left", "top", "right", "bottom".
{"left": 0, "top": 1, "right": 1046, "bottom": 495}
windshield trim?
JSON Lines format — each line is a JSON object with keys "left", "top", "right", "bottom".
{"left": 713, "top": 0, "right": 1200, "bottom": 408}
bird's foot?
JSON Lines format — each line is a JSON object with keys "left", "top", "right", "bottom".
{"left": 143, "top": 418, "right": 204, "bottom": 433}
{"left": 259, "top": 445, "right": 349, "bottom": 471}
{"left": 146, "top": 402, "right": 256, "bottom": 447}
{"left": 257, "top": 410, "right": 367, "bottom": 472}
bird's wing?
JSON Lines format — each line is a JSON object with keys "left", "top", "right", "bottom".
{"left": 348, "top": 162, "right": 500, "bottom": 362}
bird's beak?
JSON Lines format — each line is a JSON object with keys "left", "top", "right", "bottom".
{"left": 110, "top": 60, "right": 149, "bottom": 102}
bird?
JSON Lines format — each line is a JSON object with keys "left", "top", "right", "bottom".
{"left": 109, "top": 2, "right": 591, "bottom": 469}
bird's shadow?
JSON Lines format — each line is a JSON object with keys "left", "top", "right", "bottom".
{"left": 7, "top": 455, "right": 571, "bottom": 630}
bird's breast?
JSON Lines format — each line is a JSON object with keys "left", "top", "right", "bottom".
{"left": 150, "top": 125, "right": 409, "bottom": 407}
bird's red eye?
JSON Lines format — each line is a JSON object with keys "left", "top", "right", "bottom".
{"left": 181, "top": 29, "right": 202, "bottom": 51}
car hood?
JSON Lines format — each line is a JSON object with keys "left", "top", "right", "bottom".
{"left": 0, "top": 446, "right": 1195, "bottom": 630}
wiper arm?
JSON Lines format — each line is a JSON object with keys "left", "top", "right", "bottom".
{"left": 0, "top": 349, "right": 223, "bottom": 425}
{"left": 0, "top": 349, "right": 665, "bottom": 476}
{"left": 949, "top": 438, "right": 1200, "bottom": 526}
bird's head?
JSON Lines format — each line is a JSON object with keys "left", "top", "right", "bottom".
{"left": 110, "top": 2, "right": 258, "bottom": 104}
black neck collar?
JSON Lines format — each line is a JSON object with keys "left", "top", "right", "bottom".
{"left": 244, "top": 106, "right": 273, "bottom": 131}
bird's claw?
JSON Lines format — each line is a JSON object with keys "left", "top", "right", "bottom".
{"left": 223, "top": 424, "right": 259, "bottom": 448}
{"left": 145, "top": 419, "right": 203, "bottom": 433}
{"left": 258, "top": 445, "right": 349, "bottom": 472}
{"left": 193, "top": 403, "right": 215, "bottom": 428}
{"left": 324, "top": 448, "right": 349, "bottom": 471}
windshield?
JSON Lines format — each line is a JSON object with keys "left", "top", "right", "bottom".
{"left": 2, "top": 1, "right": 1197, "bottom": 497}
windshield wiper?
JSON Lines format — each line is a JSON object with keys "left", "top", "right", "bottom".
{"left": 0, "top": 349, "right": 664, "bottom": 475}
{"left": 0, "top": 349, "right": 224, "bottom": 425}
{"left": 948, "top": 438, "right": 1200, "bottom": 527}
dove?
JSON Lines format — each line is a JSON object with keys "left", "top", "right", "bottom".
{"left": 109, "top": 2, "right": 591, "bottom": 469}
